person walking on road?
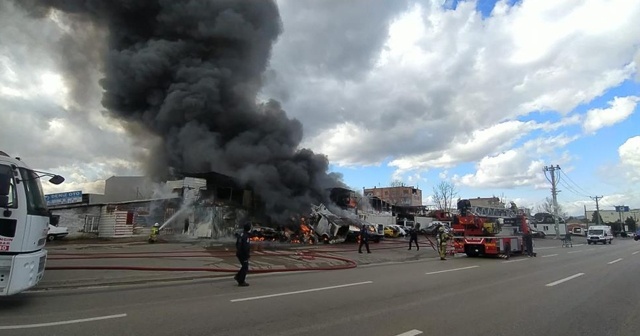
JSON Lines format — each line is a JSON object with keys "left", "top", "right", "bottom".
{"left": 408, "top": 227, "right": 419, "bottom": 250}
{"left": 359, "top": 225, "right": 371, "bottom": 254}
{"left": 235, "top": 222, "right": 252, "bottom": 287}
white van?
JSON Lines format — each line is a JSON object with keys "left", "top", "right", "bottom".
{"left": 587, "top": 225, "right": 613, "bottom": 245}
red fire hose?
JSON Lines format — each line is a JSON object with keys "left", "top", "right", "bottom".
{"left": 45, "top": 239, "right": 415, "bottom": 273}
{"left": 45, "top": 251, "right": 358, "bottom": 273}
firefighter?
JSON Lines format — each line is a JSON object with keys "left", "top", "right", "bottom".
{"left": 148, "top": 223, "right": 160, "bottom": 243}
{"left": 436, "top": 225, "right": 451, "bottom": 260}
{"left": 358, "top": 225, "right": 371, "bottom": 254}
{"left": 234, "top": 222, "right": 252, "bottom": 287}
{"left": 408, "top": 226, "right": 419, "bottom": 250}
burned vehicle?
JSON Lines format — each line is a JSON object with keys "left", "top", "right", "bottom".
{"left": 308, "top": 204, "right": 353, "bottom": 244}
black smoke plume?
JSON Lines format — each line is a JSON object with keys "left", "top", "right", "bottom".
{"left": 16, "top": 0, "right": 345, "bottom": 223}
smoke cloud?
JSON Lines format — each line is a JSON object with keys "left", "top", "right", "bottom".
{"left": 16, "top": 0, "right": 345, "bottom": 223}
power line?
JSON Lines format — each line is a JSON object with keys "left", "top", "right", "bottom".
{"left": 559, "top": 170, "right": 592, "bottom": 197}
{"left": 557, "top": 175, "right": 589, "bottom": 198}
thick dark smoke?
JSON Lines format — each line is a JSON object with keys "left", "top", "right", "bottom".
{"left": 17, "top": 0, "right": 345, "bottom": 223}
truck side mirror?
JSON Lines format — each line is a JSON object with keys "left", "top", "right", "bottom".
{"left": 0, "top": 195, "right": 8, "bottom": 208}
{"left": 48, "top": 175, "right": 65, "bottom": 185}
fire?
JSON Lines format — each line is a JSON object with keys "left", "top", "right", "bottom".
{"left": 250, "top": 236, "right": 265, "bottom": 242}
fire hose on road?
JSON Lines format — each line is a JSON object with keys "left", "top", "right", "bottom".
{"left": 45, "top": 250, "right": 359, "bottom": 273}
{"left": 44, "top": 239, "right": 416, "bottom": 273}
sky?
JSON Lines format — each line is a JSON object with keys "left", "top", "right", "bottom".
{"left": 1, "top": 0, "right": 639, "bottom": 216}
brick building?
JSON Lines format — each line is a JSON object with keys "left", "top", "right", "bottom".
{"left": 363, "top": 186, "right": 422, "bottom": 207}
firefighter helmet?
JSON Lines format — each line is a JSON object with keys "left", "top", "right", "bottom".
{"left": 154, "top": 223, "right": 160, "bottom": 227}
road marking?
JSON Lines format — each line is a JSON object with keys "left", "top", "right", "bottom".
{"left": 0, "top": 314, "right": 127, "bottom": 330}
{"left": 425, "top": 265, "right": 479, "bottom": 275}
{"left": 607, "top": 258, "right": 623, "bottom": 265}
{"left": 633, "top": 251, "right": 639, "bottom": 255}
{"left": 502, "top": 258, "right": 528, "bottom": 263}
{"left": 230, "top": 281, "right": 373, "bottom": 302}
{"left": 542, "top": 254, "right": 558, "bottom": 258}
{"left": 568, "top": 250, "right": 585, "bottom": 254}
{"left": 546, "top": 273, "right": 585, "bottom": 287}
{"left": 394, "top": 329, "right": 423, "bottom": 336}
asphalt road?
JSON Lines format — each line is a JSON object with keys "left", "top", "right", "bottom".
{"left": 1, "top": 238, "right": 639, "bottom": 336}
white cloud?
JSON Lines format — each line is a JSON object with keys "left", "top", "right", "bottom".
{"left": 438, "top": 170, "right": 448, "bottom": 179}
{"left": 583, "top": 96, "right": 639, "bottom": 134}
{"left": 452, "top": 134, "right": 578, "bottom": 189}
{"left": 269, "top": 0, "right": 640, "bottom": 169}
{"left": 618, "top": 136, "right": 640, "bottom": 182}
{"left": 636, "top": 50, "right": 640, "bottom": 80}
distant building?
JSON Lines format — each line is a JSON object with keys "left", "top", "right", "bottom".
{"left": 363, "top": 186, "right": 422, "bottom": 207}
{"left": 468, "top": 197, "right": 504, "bottom": 208}
{"left": 593, "top": 209, "right": 640, "bottom": 224}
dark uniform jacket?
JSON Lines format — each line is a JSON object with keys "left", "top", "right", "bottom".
{"left": 236, "top": 232, "right": 251, "bottom": 260}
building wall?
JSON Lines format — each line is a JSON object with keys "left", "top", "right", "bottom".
{"left": 363, "top": 186, "right": 422, "bottom": 206}
{"left": 50, "top": 205, "right": 103, "bottom": 238}
{"left": 531, "top": 222, "right": 568, "bottom": 236}
{"left": 468, "top": 197, "right": 504, "bottom": 208}
{"left": 592, "top": 209, "right": 640, "bottom": 224}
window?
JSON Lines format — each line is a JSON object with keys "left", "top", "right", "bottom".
{"left": 19, "top": 168, "right": 49, "bottom": 216}
{"left": 0, "top": 164, "right": 17, "bottom": 208}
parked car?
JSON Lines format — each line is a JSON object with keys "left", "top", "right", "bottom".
{"left": 390, "top": 225, "right": 407, "bottom": 237}
{"left": 48, "top": 224, "right": 69, "bottom": 241}
{"left": 420, "top": 222, "right": 451, "bottom": 235}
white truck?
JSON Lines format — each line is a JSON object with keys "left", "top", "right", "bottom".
{"left": 0, "top": 151, "right": 64, "bottom": 296}
{"left": 586, "top": 225, "right": 613, "bottom": 245}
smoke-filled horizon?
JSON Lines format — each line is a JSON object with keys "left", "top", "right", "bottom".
{"left": 17, "top": 0, "right": 346, "bottom": 223}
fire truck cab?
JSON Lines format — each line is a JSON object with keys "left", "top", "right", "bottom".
{"left": 0, "top": 151, "right": 64, "bottom": 296}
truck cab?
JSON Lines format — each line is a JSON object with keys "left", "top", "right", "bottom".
{"left": 586, "top": 225, "right": 613, "bottom": 245}
{"left": 0, "top": 151, "right": 64, "bottom": 295}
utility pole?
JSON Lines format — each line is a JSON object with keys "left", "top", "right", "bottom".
{"left": 615, "top": 205, "right": 629, "bottom": 233}
{"left": 543, "top": 165, "right": 561, "bottom": 239}
{"left": 590, "top": 196, "right": 603, "bottom": 227}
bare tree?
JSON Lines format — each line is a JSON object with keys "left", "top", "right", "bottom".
{"left": 390, "top": 180, "right": 405, "bottom": 187}
{"left": 432, "top": 181, "right": 458, "bottom": 213}
{"left": 536, "top": 197, "right": 567, "bottom": 218}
